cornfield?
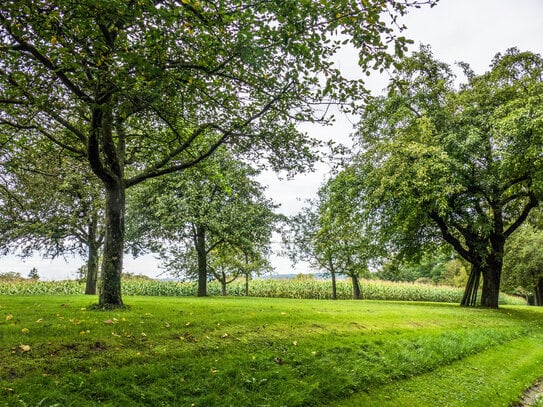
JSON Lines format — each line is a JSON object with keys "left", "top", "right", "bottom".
{"left": 0, "top": 278, "right": 526, "bottom": 305}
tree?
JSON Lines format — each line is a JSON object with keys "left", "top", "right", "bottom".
{"left": 352, "top": 47, "right": 543, "bottom": 308}
{"left": 0, "top": 0, "right": 435, "bottom": 306}
{"left": 127, "top": 147, "right": 277, "bottom": 296}
{"left": 288, "top": 167, "right": 379, "bottom": 299}
{"left": 0, "top": 139, "right": 104, "bottom": 294}
{"left": 502, "top": 224, "right": 543, "bottom": 305}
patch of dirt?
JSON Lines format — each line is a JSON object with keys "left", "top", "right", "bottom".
{"left": 512, "top": 378, "right": 543, "bottom": 406}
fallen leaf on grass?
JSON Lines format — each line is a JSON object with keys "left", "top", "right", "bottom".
{"left": 19, "top": 344, "right": 31, "bottom": 352}
{"left": 5, "top": 314, "right": 13, "bottom": 321}
{"left": 221, "top": 333, "right": 229, "bottom": 338}
{"left": 21, "top": 328, "right": 29, "bottom": 334}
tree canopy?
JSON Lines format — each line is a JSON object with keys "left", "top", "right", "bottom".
{"left": 0, "top": 0, "right": 435, "bottom": 306}
{"left": 127, "top": 147, "right": 278, "bottom": 296}
{"left": 346, "top": 46, "right": 543, "bottom": 308}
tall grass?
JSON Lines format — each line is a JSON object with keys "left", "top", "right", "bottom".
{"left": 0, "top": 278, "right": 526, "bottom": 305}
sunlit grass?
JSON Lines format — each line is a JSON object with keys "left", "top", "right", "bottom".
{"left": 1, "top": 295, "right": 542, "bottom": 405}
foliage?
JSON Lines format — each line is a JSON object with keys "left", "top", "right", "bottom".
{"left": 502, "top": 224, "right": 543, "bottom": 302}
{"left": 127, "top": 147, "right": 278, "bottom": 296}
{"left": 0, "top": 139, "right": 104, "bottom": 293}
{"left": 0, "top": 296, "right": 541, "bottom": 406}
{"left": 0, "top": 278, "right": 526, "bottom": 305}
{"left": 0, "top": 0, "right": 437, "bottom": 306}
{"left": 349, "top": 46, "right": 543, "bottom": 308}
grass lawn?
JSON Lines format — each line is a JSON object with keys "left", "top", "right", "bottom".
{"left": 1, "top": 295, "right": 543, "bottom": 406}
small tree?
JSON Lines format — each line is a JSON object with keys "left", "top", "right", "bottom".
{"left": 127, "top": 148, "right": 277, "bottom": 296}
{"left": 502, "top": 225, "right": 543, "bottom": 305}
{"left": 28, "top": 267, "right": 39, "bottom": 280}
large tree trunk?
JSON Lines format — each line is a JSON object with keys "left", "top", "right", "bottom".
{"left": 351, "top": 274, "right": 361, "bottom": 300}
{"left": 99, "top": 183, "right": 125, "bottom": 307}
{"left": 480, "top": 267, "right": 501, "bottom": 309}
{"left": 480, "top": 242, "right": 504, "bottom": 309}
{"left": 194, "top": 224, "right": 207, "bottom": 297}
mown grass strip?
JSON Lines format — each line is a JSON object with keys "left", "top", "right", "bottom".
{"left": 339, "top": 334, "right": 543, "bottom": 406}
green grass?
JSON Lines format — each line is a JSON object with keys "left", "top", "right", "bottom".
{"left": 1, "top": 295, "right": 542, "bottom": 406}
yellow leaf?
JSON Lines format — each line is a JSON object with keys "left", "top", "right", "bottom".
{"left": 21, "top": 328, "right": 29, "bottom": 334}
{"left": 221, "top": 333, "right": 229, "bottom": 338}
{"left": 103, "top": 319, "right": 114, "bottom": 325}
{"left": 19, "top": 344, "right": 31, "bottom": 352}
{"left": 5, "top": 314, "right": 13, "bottom": 321}
{"left": 292, "top": 341, "right": 298, "bottom": 346}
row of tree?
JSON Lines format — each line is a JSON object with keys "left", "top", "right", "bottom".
{"left": 287, "top": 46, "right": 543, "bottom": 308}
{"left": 0, "top": 0, "right": 441, "bottom": 307}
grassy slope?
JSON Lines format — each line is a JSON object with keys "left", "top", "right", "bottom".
{"left": 1, "top": 296, "right": 542, "bottom": 406}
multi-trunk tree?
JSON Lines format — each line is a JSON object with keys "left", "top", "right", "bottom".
{"left": 0, "top": 0, "right": 435, "bottom": 306}
{"left": 127, "top": 147, "right": 277, "bottom": 296}
{"left": 352, "top": 47, "right": 543, "bottom": 308}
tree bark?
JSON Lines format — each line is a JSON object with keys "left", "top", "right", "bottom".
{"left": 98, "top": 183, "right": 125, "bottom": 307}
{"left": 351, "top": 274, "right": 361, "bottom": 300}
{"left": 245, "top": 273, "right": 249, "bottom": 296}
{"left": 331, "top": 270, "right": 337, "bottom": 300}
{"left": 534, "top": 278, "right": 543, "bottom": 306}
{"left": 480, "top": 267, "right": 501, "bottom": 309}
{"left": 194, "top": 224, "right": 207, "bottom": 297}
{"left": 85, "top": 240, "right": 99, "bottom": 295}
{"left": 328, "top": 258, "right": 337, "bottom": 300}
{"left": 461, "top": 265, "right": 480, "bottom": 307}
{"left": 85, "top": 213, "right": 100, "bottom": 295}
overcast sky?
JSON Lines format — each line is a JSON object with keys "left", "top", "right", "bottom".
{"left": 2, "top": 0, "right": 543, "bottom": 280}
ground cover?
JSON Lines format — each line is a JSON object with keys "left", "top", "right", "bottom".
{"left": 1, "top": 296, "right": 542, "bottom": 406}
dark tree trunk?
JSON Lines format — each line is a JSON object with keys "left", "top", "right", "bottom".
{"left": 461, "top": 265, "right": 481, "bottom": 307}
{"left": 85, "top": 240, "right": 99, "bottom": 295}
{"left": 194, "top": 224, "right": 207, "bottom": 297}
{"left": 85, "top": 214, "right": 100, "bottom": 295}
{"left": 481, "top": 267, "right": 501, "bottom": 309}
{"left": 99, "top": 183, "right": 125, "bottom": 307}
{"left": 331, "top": 270, "right": 337, "bottom": 300}
{"left": 245, "top": 273, "right": 249, "bottom": 296}
{"left": 221, "top": 279, "right": 227, "bottom": 296}
{"left": 328, "top": 258, "right": 337, "bottom": 300}
{"left": 351, "top": 274, "right": 361, "bottom": 300}
{"left": 534, "top": 278, "right": 543, "bottom": 306}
